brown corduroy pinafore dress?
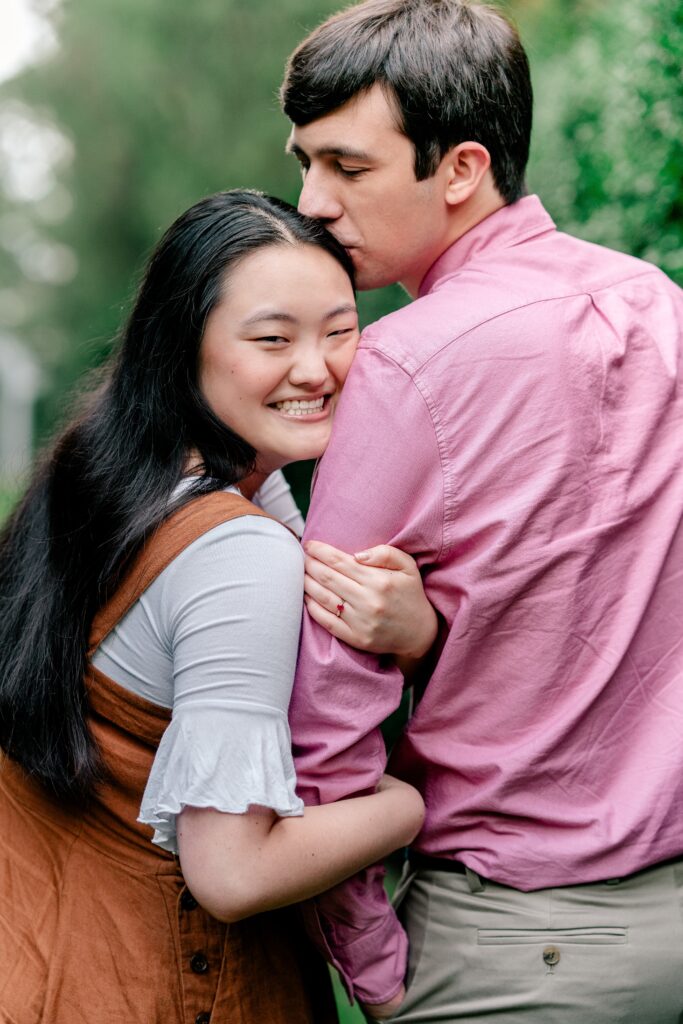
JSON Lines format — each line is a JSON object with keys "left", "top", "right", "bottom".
{"left": 0, "top": 491, "right": 337, "bottom": 1024}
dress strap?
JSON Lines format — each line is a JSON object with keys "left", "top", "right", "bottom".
{"left": 88, "top": 491, "right": 276, "bottom": 654}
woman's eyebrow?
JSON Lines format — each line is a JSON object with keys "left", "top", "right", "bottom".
{"left": 241, "top": 310, "right": 298, "bottom": 327}
{"left": 324, "top": 304, "right": 358, "bottom": 320}
{"left": 241, "top": 304, "right": 357, "bottom": 328}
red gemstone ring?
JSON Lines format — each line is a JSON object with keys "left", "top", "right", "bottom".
{"left": 336, "top": 600, "right": 345, "bottom": 618}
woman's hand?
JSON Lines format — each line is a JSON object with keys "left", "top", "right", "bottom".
{"left": 362, "top": 986, "right": 406, "bottom": 1020}
{"left": 178, "top": 774, "right": 424, "bottom": 925}
{"left": 303, "top": 541, "right": 438, "bottom": 660}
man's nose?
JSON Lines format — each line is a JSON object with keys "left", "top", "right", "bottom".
{"left": 298, "top": 170, "right": 343, "bottom": 222}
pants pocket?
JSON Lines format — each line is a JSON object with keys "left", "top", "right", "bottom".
{"left": 477, "top": 926, "right": 628, "bottom": 946}
{"left": 391, "top": 861, "right": 417, "bottom": 914}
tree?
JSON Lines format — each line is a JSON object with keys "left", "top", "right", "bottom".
{"left": 0, "top": 0, "right": 407, "bottom": 447}
{"left": 528, "top": 0, "right": 683, "bottom": 284}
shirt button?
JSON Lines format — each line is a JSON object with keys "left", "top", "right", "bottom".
{"left": 195, "top": 1014, "right": 211, "bottom": 1024}
{"left": 190, "top": 952, "right": 210, "bottom": 974}
{"left": 543, "top": 945, "right": 561, "bottom": 966}
{"left": 181, "top": 888, "right": 198, "bottom": 911}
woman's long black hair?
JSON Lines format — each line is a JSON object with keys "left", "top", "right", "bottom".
{"left": 0, "top": 190, "right": 354, "bottom": 804}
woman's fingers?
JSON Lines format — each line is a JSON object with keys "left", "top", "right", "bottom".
{"left": 307, "top": 538, "right": 421, "bottom": 581}
{"left": 304, "top": 540, "right": 369, "bottom": 584}
{"left": 304, "top": 572, "right": 385, "bottom": 652}
{"left": 304, "top": 553, "right": 364, "bottom": 601}
{"left": 354, "top": 544, "right": 417, "bottom": 573}
{"left": 304, "top": 594, "right": 358, "bottom": 645}
{"left": 303, "top": 570, "right": 353, "bottom": 618}
{"left": 304, "top": 541, "right": 437, "bottom": 658}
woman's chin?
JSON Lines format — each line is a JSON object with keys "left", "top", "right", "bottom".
{"left": 281, "top": 444, "right": 328, "bottom": 465}
{"left": 256, "top": 442, "right": 328, "bottom": 475}
{"left": 264, "top": 426, "right": 334, "bottom": 468}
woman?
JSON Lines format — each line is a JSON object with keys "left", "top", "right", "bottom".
{"left": 0, "top": 191, "right": 433, "bottom": 1024}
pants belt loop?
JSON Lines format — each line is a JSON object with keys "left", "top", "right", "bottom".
{"left": 465, "top": 866, "right": 485, "bottom": 893}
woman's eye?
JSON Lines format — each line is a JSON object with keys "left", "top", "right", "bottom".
{"left": 256, "top": 336, "right": 288, "bottom": 344}
{"left": 328, "top": 327, "right": 356, "bottom": 338}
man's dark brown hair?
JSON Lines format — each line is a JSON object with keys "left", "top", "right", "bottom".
{"left": 281, "top": 0, "right": 533, "bottom": 204}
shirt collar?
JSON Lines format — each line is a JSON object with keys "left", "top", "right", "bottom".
{"left": 418, "top": 195, "right": 556, "bottom": 298}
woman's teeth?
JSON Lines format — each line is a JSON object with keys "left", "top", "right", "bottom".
{"left": 274, "top": 397, "right": 326, "bottom": 417}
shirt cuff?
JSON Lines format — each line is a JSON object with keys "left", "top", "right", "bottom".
{"left": 299, "top": 877, "right": 408, "bottom": 1005}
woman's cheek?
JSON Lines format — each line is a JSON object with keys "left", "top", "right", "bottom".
{"left": 338, "top": 344, "right": 359, "bottom": 385}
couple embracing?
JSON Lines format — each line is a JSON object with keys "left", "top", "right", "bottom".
{"left": 1, "top": 3, "right": 682, "bottom": 1023}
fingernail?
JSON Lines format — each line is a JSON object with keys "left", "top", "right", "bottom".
{"left": 354, "top": 550, "right": 370, "bottom": 561}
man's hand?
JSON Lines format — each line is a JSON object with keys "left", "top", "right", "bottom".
{"left": 362, "top": 984, "right": 406, "bottom": 1020}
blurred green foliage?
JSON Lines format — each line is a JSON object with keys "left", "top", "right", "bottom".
{"left": 528, "top": 0, "right": 683, "bottom": 283}
{"left": 1, "top": 0, "right": 680, "bottom": 466}
{"left": 0, "top": 487, "right": 18, "bottom": 524}
{"left": 1, "top": 0, "right": 409, "bottom": 451}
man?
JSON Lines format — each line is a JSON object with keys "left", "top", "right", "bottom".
{"left": 281, "top": 2, "right": 683, "bottom": 1021}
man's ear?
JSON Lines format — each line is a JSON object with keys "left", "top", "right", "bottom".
{"left": 442, "top": 142, "right": 492, "bottom": 206}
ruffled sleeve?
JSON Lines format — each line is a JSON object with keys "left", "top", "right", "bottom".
{"left": 139, "top": 702, "right": 303, "bottom": 853}
{"left": 130, "top": 512, "right": 306, "bottom": 853}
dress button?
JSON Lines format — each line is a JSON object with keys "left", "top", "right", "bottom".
{"left": 190, "top": 952, "right": 210, "bottom": 974}
{"left": 181, "top": 888, "right": 198, "bottom": 911}
{"left": 543, "top": 945, "right": 561, "bottom": 966}
{"left": 195, "top": 1014, "right": 211, "bottom": 1024}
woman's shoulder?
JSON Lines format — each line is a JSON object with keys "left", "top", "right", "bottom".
{"left": 164, "top": 480, "right": 302, "bottom": 557}
{"left": 184, "top": 501, "right": 302, "bottom": 555}
{"left": 159, "top": 498, "right": 303, "bottom": 596}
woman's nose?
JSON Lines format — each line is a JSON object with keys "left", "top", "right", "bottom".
{"left": 288, "top": 345, "right": 330, "bottom": 389}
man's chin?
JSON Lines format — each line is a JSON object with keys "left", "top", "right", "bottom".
{"left": 353, "top": 264, "right": 400, "bottom": 292}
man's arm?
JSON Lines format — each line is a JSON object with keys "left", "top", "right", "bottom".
{"left": 290, "top": 339, "right": 444, "bottom": 1005}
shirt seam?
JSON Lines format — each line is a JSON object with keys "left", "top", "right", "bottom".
{"left": 364, "top": 266, "right": 663, "bottom": 376}
{"left": 355, "top": 345, "right": 448, "bottom": 562}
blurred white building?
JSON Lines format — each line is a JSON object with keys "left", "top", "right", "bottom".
{"left": 0, "top": 332, "right": 40, "bottom": 480}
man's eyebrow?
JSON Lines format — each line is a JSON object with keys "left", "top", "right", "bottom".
{"left": 286, "top": 140, "right": 374, "bottom": 162}
{"left": 241, "top": 310, "right": 298, "bottom": 327}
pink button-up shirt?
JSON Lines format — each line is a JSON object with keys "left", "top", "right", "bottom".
{"left": 289, "top": 196, "right": 683, "bottom": 1004}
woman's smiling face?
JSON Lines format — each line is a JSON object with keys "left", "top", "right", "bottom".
{"left": 199, "top": 242, "right": 359, "bottom": 474}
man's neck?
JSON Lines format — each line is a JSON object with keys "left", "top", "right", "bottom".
{"left": 449, "top": 188, "right": 507, "bottom": 252}
{"left": 403, "top": 185, "right": 507, "bottom": 298}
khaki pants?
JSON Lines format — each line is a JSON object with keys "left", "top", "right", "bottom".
{"left": 386, "top": 858, "right": 683, "bottom": 1023}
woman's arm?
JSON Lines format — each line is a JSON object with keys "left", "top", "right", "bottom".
{"left": 139, "top": 516, "right": 424, "bottom": 922}
{"left": 177, "top": 774, "right": 424, "bottom": 923}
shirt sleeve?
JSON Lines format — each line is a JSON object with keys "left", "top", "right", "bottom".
{"left": 139, "top": 515, "right": 305, "bottom": 852}
{"left": 289, "top": 340, "right": 444, "bottom": 1005}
